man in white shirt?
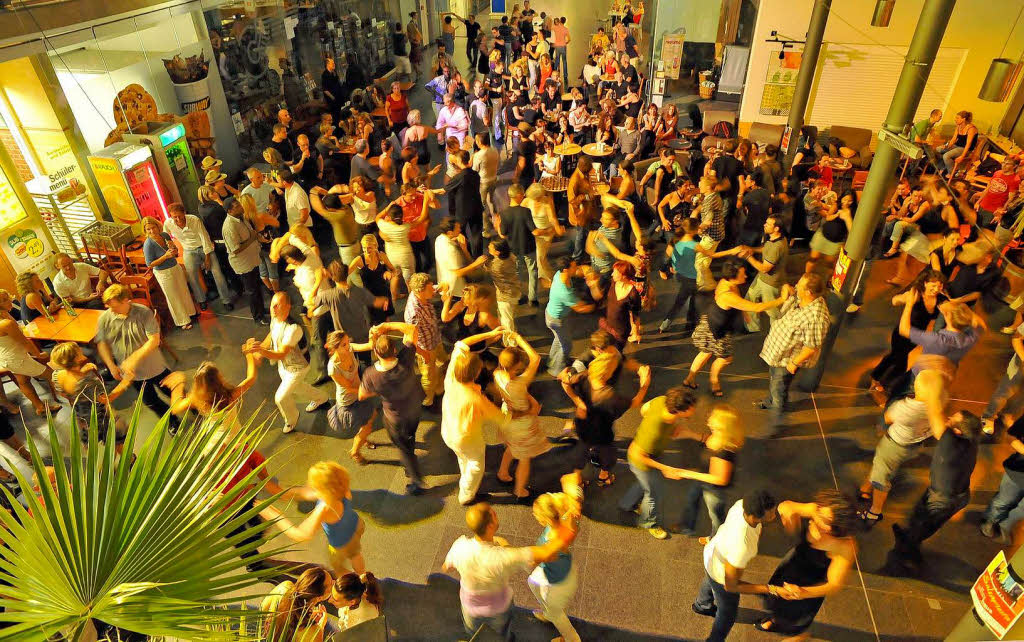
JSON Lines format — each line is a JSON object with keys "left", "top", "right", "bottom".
{"left": 222, "top": 198, "right": 267, "bottom": 324}
{"left": 244, "top": 292, "right": 329, "bottom": 433}
{"left": 444, "top": 502, "right": 570, "bottom": 639}
{"left": 280, "top": 244, "right": 330, "bottom": 385}
{"left": 240, "top": 167, "right": 274, "bottom": 213}
{"left": 693, "top": 490, "right": 778, "bottom": 642}
{"left": 434, "top": 218, "right": 472, "bottom": 300}
{"left": 472, "top": 132, "right": 500, "bottom": 235}
{"left": 280, "top": 169, "right": 311, "bottom": 228}
{"left": 52, "top": 253, "right": 108, "bottom": 309}
{"left": 163, "top": 203, "right": 234, "bottom": 310}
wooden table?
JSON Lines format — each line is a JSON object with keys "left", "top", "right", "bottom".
{"left": 667, "top": 138, "right": 692, "bottom": 150}
{"left": 24, "top": 308, "right": 102, "bottom": 344}
{"left": 583, "top": 143, "right": 613, "bottom": 157}
{"left": 554, "top": 143, "right": 582, "bottom": 156}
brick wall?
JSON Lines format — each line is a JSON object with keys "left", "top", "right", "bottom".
{"left": 0, "top": 129, "right": 34, "bottom": 182}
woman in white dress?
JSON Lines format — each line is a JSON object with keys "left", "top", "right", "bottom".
{"left": 0, "top": 289, "right": 60, "bottom": 417}
{"left": 523, "top": 183, "right": 564, "bottom": 286}
{"left": 142, "top": 216, "right": 197, "bottom": 329}
{"left": 538, "top": 140, "right": 562, "bottom": 180}
{"left": 330, "top": 572, "right": 383, "bottom": 632}
{"left": 375, "top": 201, "right": 427, "bottom": 289}
{"left": 494, "top": 330, "right": 549, "bottom": 501}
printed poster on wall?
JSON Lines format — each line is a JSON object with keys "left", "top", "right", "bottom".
{"left": 972, "top": 550, "right": 1024, "bottom": 639}
{"left": 759, "top": 49, "right": 802, "bottom": 116}
{"left": 662, "top": 34, "right": 685, "bottom": 80}
{"left": 1, "top": 222, "right": 53, "bottom": 274}
{"left": 0, "top": 168, "right": 29, "bottom": 230}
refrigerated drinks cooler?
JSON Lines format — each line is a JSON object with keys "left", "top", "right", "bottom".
{"left": 87, "top": 143, "right": 171, "bottom": 230}
{"left": 123, "top": 121, "right": 200, "bottom": 214}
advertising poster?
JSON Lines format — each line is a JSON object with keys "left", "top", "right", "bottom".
{"left": 972, "top": 550, "right": 1024, "bottom": 639}
{"left": 1, "top": 222, "right": 53, "bottom": 274}
{"left": 760, "top": 49, "right": 802, "bottom": 116}
{"left": 662, "top": 34, "right": 685, "bottom": 80}
{"left": 88, "top": 157, "right": 139, "bottom": 225}
{"left": 0, "top": 168, "right": 29, "bottom": 230}
{"left": 830, "top": 248, "right": 851, "bottom": 294}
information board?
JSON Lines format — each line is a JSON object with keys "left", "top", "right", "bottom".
{"left": 759, "top": 49, "right": 802, "bottom": 117}
{"left": 972, "top": 550, "right": 1024, "bottom": 639}
{"left": 0, "top": 167, "right": 29, "bottom": 230}
{"left": 662, "top": 34, "right": 685, "bottom": 80}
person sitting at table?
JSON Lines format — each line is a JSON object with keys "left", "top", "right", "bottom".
{"left": 591, "top": 26, "right": 611, "bottom": 54}
{"left": 594, "top": 115, "right": 617, "bottom": 168}
{"left": 541, "top": 81, "right": 561, "bottom": 115}
{"left": 619, "top": 82, "right": 643, "bottom": 121}
{"left": 0, "top": 288, "right": 61, "bottom": 418}
{"left": 510, "top": 62, "right": 530, "bottom": 95}
{"left": 582, "top": 54, "right": 603, "bottom": 94}
{"left": 538, "top": 140, "right": 562, "bottom": 179}
{"left": 554, "top": 114, "right": 574, "bottom": 146}
{"left": 142, "top": 216, "right": 197, "bottom": 331}
{"left": 15, "top": 271, "right": 60, "bottom": 324}
{"left": 52, "top": 253, "right": 110, "bottom": 310}
{"left": 568, "top": 100, "right": 593, "bottom": 142}
{"left": 655, "top": 104, "right": 680, "bottom": 145}
{"left": 521, "top": 94, "right": 543, "bottom": 127}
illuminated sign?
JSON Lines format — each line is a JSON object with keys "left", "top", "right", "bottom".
{"left": 159, "top": 123, "right": 186, "bottom": 147}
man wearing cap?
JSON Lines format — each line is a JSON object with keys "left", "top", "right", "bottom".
{"left": 222, "top": 196, "right": 268, "bottom": 325}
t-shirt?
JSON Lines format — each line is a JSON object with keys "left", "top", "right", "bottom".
{"left": 910, "top": 117, "right": 935, "bottom": 142}
{"left": 285, "top": 182, "right": 312, "bottom": 228}
{"left": 573, "top": 377, "right": 631, "bottom": 445}
{"left": 670, "top": 240, "right": 698, "bottom": 279}
{"left": 360, "top": 345, "right": 424, "bottom": 423}
{"left": 270, "top": 318, "right": 308, "bottom": 373}
{"left": 435, "top": 234, "right": 467, "bottom": 298}
{"left": 241, "top": 182, "right": 274, "bottom": 213}
{"left": 757, "top": 236, "right": 789, "bottom": 288}
{"left": 500, "top": 205, "right": 537, "bottom": 255}
{"left": 444, "top": 535, "right": 534, "bottom": 617}
{"left": 487, "top": 256, "right": 522, "bottom": 303}
{"left": 703, "top": 500, "right": 761, "bottom": 584}
{"left": 546, "top": 271, "right": 579, "bottom": 318}
{"left": 930, "top": 429, "right": 978, "bottom": 497}
{"left": 487, "top": 71, "right": 505, "bottom": 99}
{"left": 909, "top": 327, "right": 978, "bottom": 371}
{"left": 53, "top": 263, "right": 100, "bottom": 300}
{"left": 979, "top": 171, "right": 1021, "bottom": 212}
{"left": 741, "top": 189, "right": 771, "bottom": 236}
{"left": 711, "top": 155, "right": 744, "bottom": 199}
{"left": 314, "top": 284, "right": 374, "bottom": 342}
{"left": 269, "top": 137, "right": 294, "bottom": 163}
{"left": 1003, "top": 417, "right": 1024, "bottom": 485}
{"left": 886, "top": 397, "right": 932, "bottom": 445}
{"left": 628, "top": 396, "right": 674, "bottom": 471}
{"left": 96, "top": 303, "right": 168, "bottom": 381}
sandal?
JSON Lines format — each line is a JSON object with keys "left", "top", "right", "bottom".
{"left": 682, "top": 379, "right": 698, "bottom": 390}
{"left": 351, "top": 451, "right": 368, "bottom": 465}
{"left": 754, "top": 619, "right": 776, "bottom": 632}
{"left": 859, "top": 510, "right": 882, "bottom": 528}
{"left": 710, "top": 386, "right": 724, "bottom": 398}
{"left": 596, "top": 472, "right": 616, "bottom": 487}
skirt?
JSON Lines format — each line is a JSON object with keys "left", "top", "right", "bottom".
{"left": 327, "top": 399, "right": 376, "bottom": 435}
{"left": 153, "top": 263, "right": 197, "bottom": 327}
{"left": 692, "top": 315, "right": 733, "bottom": 359}
{"left": 500, "top": 413, "right": 550, "bottom": 459}
{"left": 0, "top": 348, "right": 46, "bottom": 377}
{"left": 809, "top": 229, "right": 842, "bottom": 257}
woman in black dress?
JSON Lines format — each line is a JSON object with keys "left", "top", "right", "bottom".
{"left": 600, "top": 261, "right": 642, "bottom": 349}
{"left": 348, "top": 235, "right": 397, "bottom": 325}
{"left": 760, "top": 490, "right": 859, "bottom": 637}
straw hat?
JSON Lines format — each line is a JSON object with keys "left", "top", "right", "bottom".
{"left": 205, "top": 169, "right": 228, "bottom": 184}
{"left": 200, "top": 156, "right": 223, "bottom": 171}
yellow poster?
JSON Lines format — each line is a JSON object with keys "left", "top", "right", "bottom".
{"left": 88, "top": 157, "right": 138, "bottom": 225}
{"left": 0, "top": 167, "right": 28, "bottom": 230}
{"left": 1, "top": 222, "right": 51, "bottom": 273}
{"left": 662, "top": 34, "right": 685, "bottom": 80}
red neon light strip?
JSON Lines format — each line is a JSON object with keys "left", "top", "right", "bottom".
{"left": 146, "top": 162, "right": 170, "bottom": 220}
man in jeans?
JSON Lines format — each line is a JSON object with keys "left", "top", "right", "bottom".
{"left": 545, "top": 258, "right": 598, "bottom": 376}
{"left": 222, "top": 197, "right": 268, "bottom": 325}
{"left": 619, "top": 386, "right": 697, "bottom": 539}
{"left": 981, "top": 414, "right": 1024, "bottom": 542}
{"left": 444, "top": 503, "right": 571, "bottom": 639}
{"left": 692, "top": 490, "right": 778, "bottom": 642}
{"left": 742, "top": 215, "right": 788, "bottom": 332}
{"left": 496, "top": 184, "right": 540, "bottom": 304}
{"left": 551, "top": 17, "right": 571, "bottom": 79}
{"left": 757, "top": 273, "right": 831, "bottom": 433}
{"left": 472, "top": 133, "right": 499, "bottom": 236}
{"left": 982, "top": 323, "right": 1024, "bottom": 434}
{"left": 164, "top": 203, "right": 234, "bottom": 311}
{"left": 486, "top": 60, "right": 507, "bottom": 147}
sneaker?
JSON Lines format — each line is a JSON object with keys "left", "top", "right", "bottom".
{"left": 691, "top": 603, "right": 717, "bottom": 617}
{"left": 282, "top": 423, "right": 295, "bottom": 434}
{"left": 659, "top": 319, "right": 671, "bottom": 333}
{"left": 983, "top": 418, "right": 996, "bottom": 435}
{"left": 305, "top": 399, "right": 329, "bottom": 412}
{"left": 647, "top": 526, "right": 669, "bottom": 540}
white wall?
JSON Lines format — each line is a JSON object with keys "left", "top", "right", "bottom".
{"left": 740, "top": 0, "right": 1024, "bottom": 134}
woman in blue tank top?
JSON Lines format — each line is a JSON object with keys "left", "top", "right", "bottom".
{"left": 262, "top": 461, "right": 366, "bottom": 575}
{"left": 527, "top": 475, "right": 582, "bottom": 642}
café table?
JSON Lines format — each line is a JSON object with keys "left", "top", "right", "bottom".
{"left": 24, "top": 308, "right": 103, "bottom": 344}
{"left": 583, "top": 143, "right": 614, "bottom": 158}
{"left": 667, "top": 138, "right": 692, "bottom": 151}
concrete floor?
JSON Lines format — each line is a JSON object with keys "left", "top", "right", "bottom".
{"left": 2, "top": 15, "right": 1014, "bottom": 640}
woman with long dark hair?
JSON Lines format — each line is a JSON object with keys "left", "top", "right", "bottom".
{"left": 262, "top": 567, "right": 333, "bottom": 642}
{"left": 331, "top": 572, "right": 383, "bottom": 631}
{"left": 165, "top": 348, "right": 259, "bottom": 430}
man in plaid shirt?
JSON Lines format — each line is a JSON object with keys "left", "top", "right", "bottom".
{"left": 405, "top": 272, "right": 446, "bottom": 406}
{"left": 757, "top": 273, "right": 831, "bottom": 432}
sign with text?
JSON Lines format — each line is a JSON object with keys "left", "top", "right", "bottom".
{"left": 662, "top": 34, "right": 685, "bottom": 80}
{"left": 1, "top": 222, "right": 52, "bottom": 275}
{"left": 973, "top": 550, "right": 1024, "bottom": 639}
{"left": 759, "top": 49, "right": 802, "bottom": 117}
{"left": 0, "top": 167, "right": 29, "bottom": 230}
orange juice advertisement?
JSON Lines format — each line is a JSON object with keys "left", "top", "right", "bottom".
{"left": 88, "top": 157, "right": 139, "bottom": 225}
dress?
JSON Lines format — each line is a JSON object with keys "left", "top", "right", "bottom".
{"left": 493, "top": 369, "right": 548, "bottom": 459}
{"left": 0, "top": 333, "right": 45, "bottom": 377}
{"left": 692, "top": 291, "right": 740, "bottom": 359}
{"left": 600, "top": 284, "right": 640, "bottom": 347}
{"left": 358, "top": 252, "right": 393, "bottom": 325}
{"left": 762, "top": 520, "right": 832, "bottom": 634}
{"left": 52, "top": 368, "right": 118, "bottom": 443}
{"left": 144, "top": 234, "right": 196, "bottom": 327}
{"left": 377, "top": 219, "right": 416, "bottom": 286}
{"left": 327, "top": 350, "right": 376, "bottom": 434}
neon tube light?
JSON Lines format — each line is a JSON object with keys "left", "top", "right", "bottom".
{"left": 146, "top": 162, "right": 169, "bottom": 220}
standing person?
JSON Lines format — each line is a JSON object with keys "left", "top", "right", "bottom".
{"left": 96, "top": 285, "right": 178, "bottom": 427}
{"left": 141, "top": 216, "right": 197, "bottom": 330}
{"left": 358, "top": 322, "right": 427, "bottom": 495}
{"left": 321, "top": 57, "right": 344, "bottom": 118}
{"left": 453, "top": 13, "right": 482, "bottom": 69}
{"left": 981, "top": 413, "right": 1024, "bottom": 542}
{"left": 164, "top": 351, "right": 259, "bottom": 431}
{"left": 375, "top": 203, "right": 423, "bottom": 289}
{"left": 886, "top": 411, "right": 982, "bottom": 575}
{"left": 436, "top": 93, "right": 471, "bottom": 152}
{"left": 222, "top": 197, "right": 268, "bottom": 325}
{"left": 51, "top": 342, "right": 134, "bottom": 453}
{"left": 659, "top": 218, "right": 701, "bottom": 334}
{"left": 528, "top": 476, "right": 584, "bottom": 642}
{"left": 493, "top": 330, "right": 549, "bottom": 500}
{"left": 392, "top": 22, "right": 412, "bottom": 82}
{"left": 261, "top": 461, "right": 367, "bottom": 575}
{"left": 280, "top": 244, "right": 330, "bottom": 385}
{"left": 545, "top": 258, "right": 599, "bottom": 376}
{"left": 52, "top": 252, "right": 109, "bottom": 310}
{"left": 695, "top": 176, "right": 726, "bottom": 292}
{"left": 164, "top": 203, "right": 234, "bottom": 312}
{"left": 407, "top": 11, "right": 424, "bottom": 79}
{"left": 309, "top": 187, "right": 360, "bottom": 265}
{"left": 385, "top": 81, "right": 410, "bottom": 138}
{"left": 443, "top": 151, "right": 486, "bottom": 257}
{"left": 324, "top": 330, "right": 376, "bottom": 464}
{"left": 442, "top": 329, "right": 505, "bottom": 505}
{"left": 551, "top": 17, "right": 571, "bottom": 80}
{"left": 523, "top": 183, "right": 563, "bottom": 286}
{"left": 496, "top": 184, "right": 540, "bottom": 305}
{"left": 404, "top": 273, "right": 446, "bottom": 407}
{"left": 673, "top": 405, "right": 744, "bottom": 538}
{"left": 279, "top": 169, "right": 311, "bottom": 229}
{"left": 348, "top": 235, "right": 399, "bottom": 326}
{"left": 472, "top": 133, "right": 500, "bottom": 235}
{"left": 619, "top": 386, "right": 698, "bottom": 539}
{"left": 742, "top": 215, "right": 789, "bottom": 333}
{"left": 600, "top": 261, "right": 642, "bottom": 349}
{"left": 314, "top": 261, "right": 386, "bottom": 356}
{"left": 444, "top": 502, "right": 573, "bottom": 640}
{"left": 692, "top": 490, "right": 779, "bottom": 642}
{"left": 434, "top": 217, "right": 472, "bottom": 301}
{"left": 757, "top": 273, "right": 831, "bottom": 433}
{"left": 244, "top": 292, "right": 330, "bottom": 434}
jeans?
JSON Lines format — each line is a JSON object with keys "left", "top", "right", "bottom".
{"left": 765, "top": 365, "right": 796, "bottom": 432}
{"left": 236, "top": 267, "right": 266, "bottom": 321}
{"left": 553, "top": 46, "right": 568, "bottom": 78}
{"left": 491, "top": 98, "right": 506, "bottom": 143}
{"left": 411, "top": 239, "right": 432, "bottom": 273}
{"left": 546, "top": 312, "right": 572, "bottom": 375}
{"left": 183, "top": 247, "right": 233, "bottom": 303}
{"left": 463, "top": 605, "right": 513, "bottom": 640}
{"left": 984, "top": 371, "right": 1022, "bottom": 419}
{"left": 386, "top": 412, "right": 425, "bottom": 491}
{"left": 571, "top": 225, "right": 589, "bottom": 262}
{"left": 744, "top": 278, "right": 781, "bottom": 332}
{"left": 985, "top": 472, "right": 1024, "bottom": 533}
{"left": 694, "top": 572, "right": 740, "bottom": 642}
{"left": 467, "top": 43, "right": 479, "bottom": 68}
{"left": 663, "top": 275, "right": 698, "bottom": 329}
{"left": 504, "top": 43, "right": 512, "bottom": 66}
{"left": 678, "top": 482, "right": 727, "bottom": 535}
{"left": 941, "top": 145, "right": 965, "bottom": 173}
{"left": 464, "top": 219, "right": 484, "bottom": 258}
{"left": 621, "top": 462, "right": 665, "bottom": 528}
{"left": 443, "top": 33, "right": 456, "bottom": 57}
{"left": 517, "top": 252, "right": 539, "bottom": 302}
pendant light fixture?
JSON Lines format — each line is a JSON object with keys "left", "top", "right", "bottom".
{"left": 871, "top": 0, "right": 895, "bottom": 27}
{"left": 980, "top": 4, "right": 1024, "bottom": 102}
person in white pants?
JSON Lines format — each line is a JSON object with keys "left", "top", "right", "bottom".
{"left": 245, "top": 292, "right": 329, "bottom": 433}
{"left": 528, "top": 475, "right": 583, "bottom": 642}
{"left": 441, "top": 330, "right": 504, "bottom": 505}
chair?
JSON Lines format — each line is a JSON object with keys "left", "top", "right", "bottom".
{"left": 852, "top": 170, "right": 869, "bottom": 191}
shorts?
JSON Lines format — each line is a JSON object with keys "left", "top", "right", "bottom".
{"left": 869, "top": 433, "right": 920, "bottom": 492}
{"left": 258, "top": 248, "right": 280, "bottom": 281}
{"left": 809, "top": 229, "right": 842, "bottom": 256}
{"left": 327, "top": 399, "right": 376, "bottom": 435}
{"left": 327, "top": 518, "right": 365, "bottom": 568}
{"left": 569, "top": 438, "right": 616, "bottom": 472}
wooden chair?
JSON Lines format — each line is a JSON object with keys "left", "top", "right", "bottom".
{"left": 852, "top": 170, "right": 869, "bottom": 191}
{"left": 117, "top": 273, "right": 179, "bottom": 364}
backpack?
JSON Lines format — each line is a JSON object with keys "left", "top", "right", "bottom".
{"left": 711, "top": 120, "right": 735, "bottom": 139}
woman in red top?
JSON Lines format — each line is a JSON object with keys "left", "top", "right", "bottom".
{"left": 396, "top": 180, "right": 442, "bottom": 273}
{"left": 384, "top": 81, "right": 410, "bottom": 137}
{"left": 538, "top": 53, "right": 554, "bottom": 91}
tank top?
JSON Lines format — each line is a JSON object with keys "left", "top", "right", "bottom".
{"left": 909, "top": 293, "right": 944, "bottom": 330}
{"left": 918, "top": 207, "right": 947, "bottom": 235}
{"left": 953, "top": 126, "right": 974, "bottom": 151}
{"left": 537, "top": 526, "right": 573, "bottom": 583}
{"left": 707, "top": 292, "right": 741, "bottom": 340}
{"left": 592, "top": 225, "right": 623, "bottom": 273}
{"left": 318, "top": 498, "right": 360, "bottom": 547}
{"left": 457, "top": 312, "right": 488, "bottom": 352}
{"left": 386, "top": 94, "right": 409, "bottom": 124}
{"left": 699, "top": 445, "right": 737, "bottom": 487}
{"left": 410, "top": 136, "right": 431, "bottom": 165}
{"left": 18, "top": 296, "right": 40, "bottom": 324}
{"left": 359, "top": 251, "right": 392, "bottom": 322}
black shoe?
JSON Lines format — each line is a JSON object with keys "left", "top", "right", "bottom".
{"left": 462, "top": 492, "right": 492, "bottom": 506}
{"left": 199, "top": 301, "right": 208, "bottom": 311}
{"left": 223, "top": 299, "right": 235, "bottom": 311}
{"left": 256, "top": 316, "right": 270, "bottom": 326}
{"left": 518, "top": 295, "right": 528, "bottom": 305}
{"left": 406, "top": 483, "right": 427, "bottom": 496}
{"left": 692, "top": 603, "right": 717, "bottom": 618}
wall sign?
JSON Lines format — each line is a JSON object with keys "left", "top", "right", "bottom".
{"left": 0, "top": 168, "right": 29, "bottom": 230}
{"left": 759, "top": 49, "right": 802, "bottom": 117}
{"left": 1, "top": 222, "right": 53, "bottom": 275}
{"left": 972, "top": 550, "right": 1024, "bottom": 639}
{"left": 662, "top": 34, "right": 685, "bottom": 80}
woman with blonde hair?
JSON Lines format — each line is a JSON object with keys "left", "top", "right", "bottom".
{"left": 672, "top": 404, "right": 744, "bottom": 539}
{"left": 442, "top": 283, "right": 502, "bottom": 377}
{"left": 494, "top": 330, "right": 549, "bottom": 500}
{"left": 142, "top": 216, "right": 197, "bottom": 329}
{"left": 527, "top": 475, "right": 583, "bottom": 642}
{"left": 262, "top": 460, "right": 367, "bottom": 575}
{"left": 348, "top": 235, "right": 399, "bottom": 323}
{"left": 51, "top": 341, "right": 133, "bottom": 451}
{"left": 0, "top": 289, "right": 59, "bottom": 418}
{"left": 523, "top": 183, "right": 563, "bottom": 286}
{"left": 375, "top": 202, "right": 426, "bottom": 289}
{"left": 15, "top": 271, "right": 60, "bottom": 324}
{"left": 238, "top": 192, "right": 282, "bottom": 292}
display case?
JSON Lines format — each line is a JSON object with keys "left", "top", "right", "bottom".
{"left": 26, "top": 175, "right": 97, "bottom": 258}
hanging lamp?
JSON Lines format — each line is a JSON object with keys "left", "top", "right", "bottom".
{"left": 980, "top": 4, "right": 1024, "bottom": 102}
{"left": 871, "top": 0, "right": 895, "bottom": 27}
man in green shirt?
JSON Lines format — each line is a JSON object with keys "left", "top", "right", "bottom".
{"left": 619, "top": 386, "right": 697, "bottom": 539}
{"left": 912, "top": 108, "right": 942, "bottom": 170}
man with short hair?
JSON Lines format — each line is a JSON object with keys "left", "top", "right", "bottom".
{"left": 404, "top": 273, "right": 446, "bottom": 406}
{"left": 425, "top": 70, "right": 449, "bottom": 132}
{"left": 472, "top": 133, "right": 500, "bottom": 233}
{"left": 496, "top": 183, "right": 540, "bottom": 305}
{"left": 551, "top": 17, "right": 571, "bottom": 79}
{"left": 977, "top": 159, "right": 1020, "bottom": 228}
{"left": 692, "top": 490, "right": 779, "bottom": 642}
{"left": 545, "top": 257, "right": 599, "bottom": 376}
{"left": 350, "top": 139, "right": 380, "bottom": 183}
{"left": 321, "top": 57, "right": 344, "bottom": 119}
{"left": 758, "top": 273, "right": 831, "bottom": 432}
{"left": 268, "top": 123, "right": 294, "bottom": 162}
{"left": 52, "top": 252, "right": 109, "bottom": 309}
{"left": 164, "top": 202, "right": 234, "bottom": 311}
{"left": 244, "top": 292, "right": 329, "bottom": 434}
{"left": 436, "top": 93, "right": 470, "bottom": 153}
{"left": 442, "top": 151, "right": 486, "bottom": 257}
{"left": 222, "top": 197, "right": 268, "bottom": 325}
{"left": 279, "top": 169, "right": 311, "bottom": 228}
{"left": 486, "top": 60, "right": 507, "bottom": 146}
{"left": 240, "top": 167, "right": 274, "bottom": 213}
{"left": 742, "top": 215, "right": 788, "bottom": 332}
{"left": 392, "top": 21, "right": 412, "bottom": 80}
{"left": 309, "top": 186, "right": 360, "bottom": 264}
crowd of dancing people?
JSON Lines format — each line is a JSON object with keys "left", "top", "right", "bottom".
{"left": 5, "top": 4, "right": 1024, "bottom": 641}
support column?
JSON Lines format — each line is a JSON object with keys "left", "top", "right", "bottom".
{"left": 782, "top": 0, "right": 831, "bottom": 171}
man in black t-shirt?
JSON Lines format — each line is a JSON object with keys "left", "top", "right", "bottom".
{"left": 458, "top": 14, "right": 482, "bottom": 67}
{"left": 514, "top": 123, "right": 538, "bottom": 190}
{"left": 886, "top": 410, "right": 981, "bottom": 574}
{"left": 619, "top": 53, "right": 640, "bottom": 85}
{"left": 498, "top": 17, "right": 513, "bottom": 65}
{"left": 711, "top": 140, "right": 746, "bottom": 237}
{"left": 497, "top": 184, "right": 539, "bottom": 303}
{"left": 268, "top": 124, "right": 295, "bottom": 164}
{"left": 321, "top": 58, "right": 344, "bottom": 119}
{"left": 738, "top": 171, "right": 772, "bottom": 247}
{"left": 981, "top": 415, "right": 1024, "bottom": 542}
{"left": 487, "top": 60, "right": 507, "bottom": 145}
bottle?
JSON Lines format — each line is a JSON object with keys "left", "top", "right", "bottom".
{"left": 60, "top": 295, "right": 77, "bottom": 317}
{"left": 41, "top": 304, "right": 54, "bottom": 323}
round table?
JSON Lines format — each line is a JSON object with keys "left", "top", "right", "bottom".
{"left": 667, "top": 138, "right": 692, "bottom": 151}
{"left": 681, "top": 128, "right": 702, "bottom": 139}
{"left": 554, "top": 143, "right": 582, "bottom": 156}
{"left": 583, "top": 143, "right": 614, "bottom": 157}
{"left": 601, "top": 74, "right": 617, "bottom": 83}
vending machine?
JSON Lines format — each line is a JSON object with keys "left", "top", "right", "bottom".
{"left": 123, "top": 121, "right": 200, "bottom": 214}
{"left": 88, "top": 143, "right": 171, "bottom": 230}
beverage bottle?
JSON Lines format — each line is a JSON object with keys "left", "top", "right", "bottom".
{"left": 60, "top": 296, "right": 77, "bottom": 317}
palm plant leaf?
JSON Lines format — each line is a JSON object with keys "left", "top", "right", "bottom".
{"left": 0, "top": 398, "right": 293, "bottom": 640}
